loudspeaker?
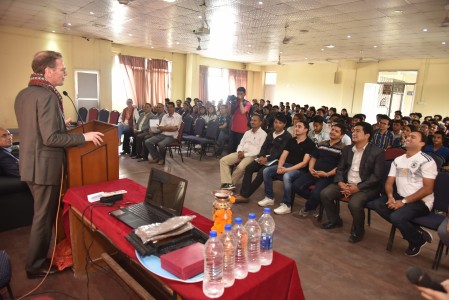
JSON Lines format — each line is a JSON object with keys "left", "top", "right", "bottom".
{"left": 334, "top": 71, "right": 342, "bottom": 84}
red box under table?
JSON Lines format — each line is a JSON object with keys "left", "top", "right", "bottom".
{"left": 160, "top": 242, "right": 205, "bottom": 280}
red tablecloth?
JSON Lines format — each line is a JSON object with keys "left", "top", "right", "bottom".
{"left": 63, "top": 178, "right": 305, "bottom": 300}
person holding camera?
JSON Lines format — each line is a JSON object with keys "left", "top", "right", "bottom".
{"left": 228, "top": 87, "right": 251, "bottom": 153}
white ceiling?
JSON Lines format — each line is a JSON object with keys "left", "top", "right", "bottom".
{"left": 1, "top": 0, "right": 448, "bottom": 64}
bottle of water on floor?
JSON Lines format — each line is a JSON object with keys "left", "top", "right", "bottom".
{"left": 259, "top": 207, "right": 275, "bottom": 266}
{"left": 245, "top": 213, "right": 261, "bottom": 273}
{"left": 220, "top": 224, "right": 236, "bottom": 288}
{"left": 203, "top": 230, "right": 224, "bottom": 298}
{"left": 232, "top": 217, "right": 248, "bottom": 279}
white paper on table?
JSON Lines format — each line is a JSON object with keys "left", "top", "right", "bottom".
{"left": 87, "top": 192, "right": 104, "bottom": 202}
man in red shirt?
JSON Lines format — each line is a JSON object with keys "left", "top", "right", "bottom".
{"left": 228, "top": 87, "right": 251, "bottom": 153}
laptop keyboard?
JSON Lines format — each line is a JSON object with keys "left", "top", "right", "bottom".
{"left": 127, "top": 203, "right": 171, "bottom": 224}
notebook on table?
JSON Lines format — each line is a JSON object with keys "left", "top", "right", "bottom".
{"left": 109, "top": 168, "right": 188, "bottom": 229}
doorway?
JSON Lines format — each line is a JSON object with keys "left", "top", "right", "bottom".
{"left": 361, "top": 71, "right": 418, "bottom": 123}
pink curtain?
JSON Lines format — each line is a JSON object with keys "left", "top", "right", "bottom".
{"left": 199, "top": 65, "right": 208, "bottom": 101}
{"left": 118, "top": 54, "right": 147, "bottom": 108}
{"left": 147, "top": 59, "right": 169, "bottom": 106}
{"left": 229, "top": 69, "right": 248, "bottom": 93}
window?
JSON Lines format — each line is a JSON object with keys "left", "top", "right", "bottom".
{"left": 264, "top": 72, "right": 277, "bottom": 101}
{"left": 207, "top": 67, "right": 230, "bottom": 102}
{"left": 112, "top": 55, "right": 171, "bottom": 110}
{"left": 265, "top": 72, "right": 277, "bottom": 85}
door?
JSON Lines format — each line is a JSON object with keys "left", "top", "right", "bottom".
{"left": 75, "top": 70, "right": 99, "bottom": 110}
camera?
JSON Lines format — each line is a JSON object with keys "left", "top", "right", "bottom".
{"left": 227, "top": 95, "right": 237, "bottom": 104}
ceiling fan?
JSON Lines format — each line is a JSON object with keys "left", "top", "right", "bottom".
{"left": 196, "top": 36, "right": 207, "bottom": 51}
{"left": 62, "top": 13, "right": 72, "bottom": 30}
{"left": 282, "top": 24, "right": 293, "bottom": 45}
{"left": 357, "top": 50, "right": 379, "bottom": 63}
{"left": 61, "top": 12, "right": 87, "bottom": 31}
{"left": 442, "top": 1, "right": 449, "bottom": 27}
{"left": 273, "top": 54, "right": 285, "bottom": 66}
{"left": 194, "top": 1, "right": 210, "bottom": 35}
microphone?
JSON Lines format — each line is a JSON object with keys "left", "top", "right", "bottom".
{"left": 406, "top": 266, "right": 447, "bottom": 293}
{"left": 63, "top": 91, "right": 85, "bottom": 133}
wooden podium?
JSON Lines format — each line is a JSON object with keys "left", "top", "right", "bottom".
{"left": 66, "top": 120, "right": 119, "bottom": 189}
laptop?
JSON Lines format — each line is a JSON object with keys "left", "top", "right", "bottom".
{"left": 110, "top": 168, "right": 188, "bottom": 229}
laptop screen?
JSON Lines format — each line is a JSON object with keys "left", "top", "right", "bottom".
{"left": 144, "top": 168, "right": 188, "bottom": 216}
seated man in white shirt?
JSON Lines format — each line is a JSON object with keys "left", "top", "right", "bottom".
{"left": 144, "top": 102, "right": 182, "bottom": 165}
{"left": 371, "top": 130, "right": 438, "bottom": 256}
{"left": 219, "top": 114, "right": 267, "bottom": 190}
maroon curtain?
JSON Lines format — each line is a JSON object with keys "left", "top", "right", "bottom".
{"left": 229, "top": 69, "right": 248, "bottom": 93}
{"left": 199, "top": 65, "right": 209, "bottom": 101}
{"left": 147, "top": 59, "right": 169, "bottom": 106}
{"left": 118, "top": 54, "right": 146, "bottom": 108}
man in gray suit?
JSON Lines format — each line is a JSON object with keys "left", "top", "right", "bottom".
{"left": 130, "top": 102, "right": 155, "bottom": 158}
{"left": 320, "top": 122, "right": 384, "bottom": 243}
{"left": 15, "top": 50, "right": 103, "bottom": 279}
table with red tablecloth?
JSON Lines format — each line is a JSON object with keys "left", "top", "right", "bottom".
{"left": 63, "top": 178, "right": 305, "bottom": 300}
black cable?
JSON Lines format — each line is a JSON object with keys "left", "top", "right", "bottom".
{"left": 80, "top": 203, "right": 133, "bottom": 299}
{"left": 86, "top": 204, "right": 134, "bottom": 299}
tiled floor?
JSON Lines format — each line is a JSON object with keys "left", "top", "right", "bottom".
{"left": 2, "top": 149, "right": 449, "bottom": 299}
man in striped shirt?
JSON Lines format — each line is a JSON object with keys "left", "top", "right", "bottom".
{"left": 372, "top": 114, "right": 393, "bottom": 150}
{"left": 293, "top": 123, "right": 346, "bottom": 217}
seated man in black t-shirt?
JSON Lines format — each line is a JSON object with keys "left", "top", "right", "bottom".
{"left": 234, "top": 114, "right": 291, "bottom": 203}
{"left": 292, "top": 123, "right": 346, "bottom": 217}
{"left": 258, "top": 120, "right": 316, "bottom": 215}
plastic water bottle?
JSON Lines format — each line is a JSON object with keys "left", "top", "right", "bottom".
{"left": 258, "top": 207, "right": 275, "bottom": 266}
{"left": 219, "top": 224, "right": 236, "bottom": 288}
{"left": 245, "top": 213, "right": 261, "bottom": 273}
{"left": 232, "top": 217, "right": 248, "bottom": 279}
{"left": 203, "top": 231, "right": 224, "bottom": 298}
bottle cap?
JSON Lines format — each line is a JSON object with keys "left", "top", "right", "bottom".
{"left": 224, "top": 224, "right": 232, "bottom": 231}
{"left": 248, "top": 213, "right": 256, "bottom": 219}
{"left": 235, "top": 217, "right": 242, "bottom": 224}
{"left": 263, "top": 208, "right": 271, "bottom": 213}
{"left": 210, "top": 230, "right": 217, "bottom": 237}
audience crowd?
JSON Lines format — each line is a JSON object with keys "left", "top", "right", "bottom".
{"left": 108, "top": 89, "right": 449, "bottom": 260}
{"left": 4, "top": 87, "right": 449, "bottom": 291}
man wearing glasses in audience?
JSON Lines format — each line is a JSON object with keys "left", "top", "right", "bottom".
{"left": 0, "top": 128, "right": 19, "bottom": 177}
{"left": 320, "top": 122, "right": 384, "bottom": 243}
{"left": 372, "top": 114, "right": 394, "bottom": 150}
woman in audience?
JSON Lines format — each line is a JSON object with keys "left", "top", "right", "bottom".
{"left": 182, "top": 102, "right": 191, "bottom": 119}
{"left": 118, "top": 98, "right": 138, "bottom": 144}
{"left": 198, "top": 106, "right": 207, "bottom": 121}
{"left": 214, "top": 104, "right": 231, "bottom": 158}
{"left": 191, "top": 105, "right": 199, "bottom": 124}
{"left": 340, "top": 108, "right": 349, "bottom": 120}
{"left": 205, "top": 105, "right": 218, "bottom": 123}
